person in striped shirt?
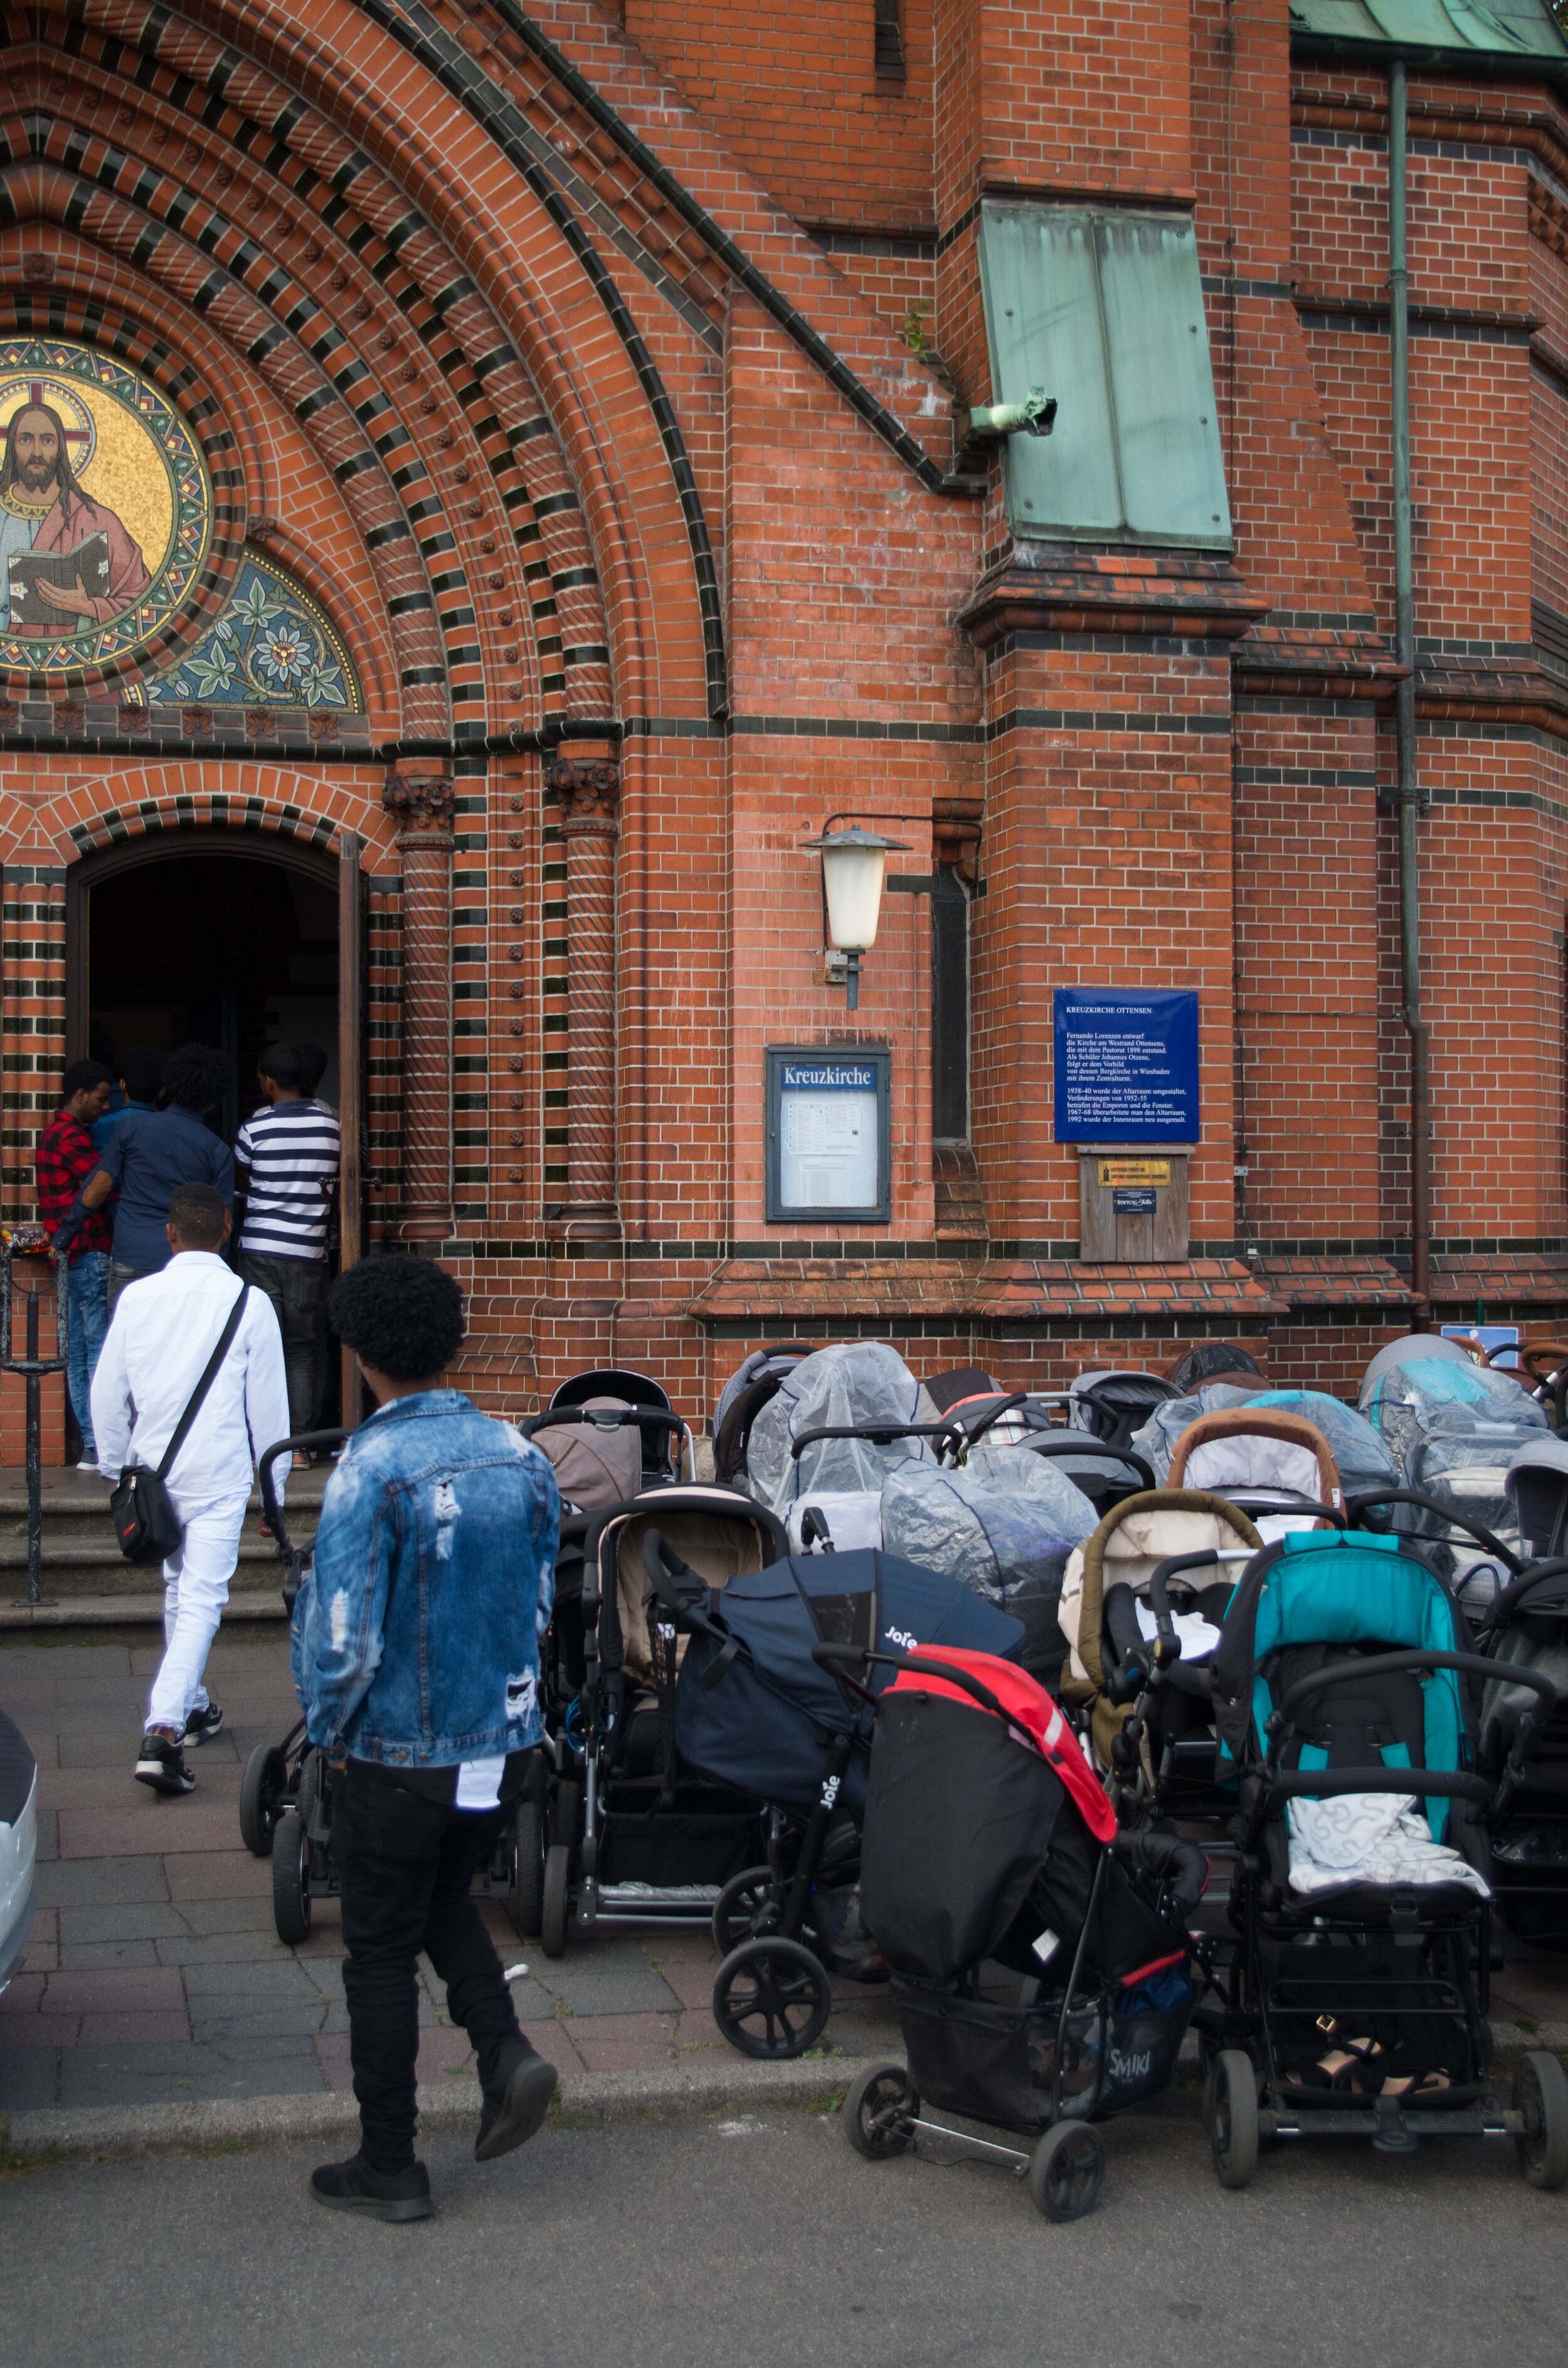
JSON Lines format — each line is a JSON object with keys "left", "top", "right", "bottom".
{"left": 235, "top": 1043, "right": 340, "bottom": 1436}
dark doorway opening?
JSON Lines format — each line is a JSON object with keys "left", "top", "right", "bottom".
{"left": 74, "top": 844, "right": 339, "bottom": 1144}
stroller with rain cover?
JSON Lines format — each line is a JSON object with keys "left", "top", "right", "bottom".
{"left": 655, "top": 1542, "right": 1025, "bottom": 2057}
{"left": 1167, "top": 1406, "right": 1345, "bottom": 1536}
{"left": 842, "top": 1646, "right": 1207, "bottom": 2221}
{"left": 1199, "top": 1526, "right": 1567, "bottom": 2188}
{"left": 238, "top": 1431, "right": 534, "bottom": 1943}
{"left": 1057, "top": 1487, "right": 1262, "bottom": 1816}
{"left": 536, "top": 1483, "right": 789, "bottom": 1956}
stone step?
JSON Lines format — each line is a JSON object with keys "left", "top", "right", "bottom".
{"left": 0, "top": 1592, "right": 287, "bottom": 1629}
{"left": 0, "top": 1462, "right": 324, "bottom": 1603}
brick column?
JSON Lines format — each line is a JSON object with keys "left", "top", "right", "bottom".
{"left": 548, "top": 754, "right": 620, "bottom": 1236}
{"left": 383, "top": 770, "right": 455, "bottom": 1241}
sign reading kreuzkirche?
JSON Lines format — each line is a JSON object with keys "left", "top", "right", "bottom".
{"left": 1052, "top": 990, "right": 1200, "bottom": 1144}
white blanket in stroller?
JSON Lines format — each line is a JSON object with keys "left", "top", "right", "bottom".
{"left": 1286, "top": 1792, "right": 1490, "bottom": 1899}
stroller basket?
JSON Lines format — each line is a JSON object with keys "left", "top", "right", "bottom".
{"left": 894, "top": 1974, "right": 1194, "bottom": 2137}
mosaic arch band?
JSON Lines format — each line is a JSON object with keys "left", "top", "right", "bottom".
{"left": 0, "top": 341, "right": 212, "bottom": 673}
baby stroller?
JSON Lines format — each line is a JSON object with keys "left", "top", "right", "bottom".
{"left": 538, "top": 1484, "right": 789, "bottom": 1957}
{"left": 1167, "top": 1406, "right": 1344, "bottom": 1536}
{"left": 546, "top": 1366, "right": 691, "bottom": 1487}
{"left": 1058, "top": 1488, "right": 1261, "bottom": 1815}
{"left": 711, "top": 1346, "right": 820, "bottom": 1486}
{"left": 1067, "top": 1367, "right": 1180, "bottom": 1452}
{"left": 660, "top": 1542, "right": 1026, "bottom": 2057}
{"left": 1200, "top": 1526, "right": 1565, "bottom": 2187}
{"left": 237, "top": 1433, "right": 549, "bottom": 1946}
{"left": 843, "top": 1646, "right": 1207, "bottom": 2221}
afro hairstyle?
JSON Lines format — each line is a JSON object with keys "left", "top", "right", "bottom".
{"left": 327, "top": 1254, "right": 465, "bottom": 1381}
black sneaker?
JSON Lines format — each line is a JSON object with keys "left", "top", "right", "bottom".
{"left": 475, "top": 2037, "right": 558, "bottom": 2162}
{"left": 183, "top": 1701, "right": 224, "bottom": 1748}
{"left": 310, "top": 2154, "right": 434, "bottom": 2222}
{"left": 134, "top": 1731, "right": 195, "bottom": 1795}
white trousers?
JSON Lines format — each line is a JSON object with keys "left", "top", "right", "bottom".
{"left": 146, "top": 1490, "right": 252, "bottom": 1734}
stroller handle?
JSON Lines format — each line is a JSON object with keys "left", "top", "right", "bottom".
{"left": 815, "top": 1642, "right": 1046, "bottom": 1753}
{"left": 524, "top": 1405, "right": 686, "bottom": 1440}
{"left": 1020, "top": 1435, "right": 1156, "bottom": 1490}
{"left": 1345, "top": 1489, "right": 1523, "bottom": 1576}
{"left": 1273, "top": 1646, "right": 1557, "bottom": 1731}
{"left": 790, "top": 1420, "right": 961, "bottom": 1459}
{"left": 258, "top": 1430, "right": 352, "bottom": 1559}
{"left": 1482, "top": 1554, "right": 1568, "bottom": 1628}
{"left": 1262, "top": 1765, "right": 1493, "bottom": 1808}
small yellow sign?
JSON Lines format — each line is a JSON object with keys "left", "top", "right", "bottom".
{"left": 1098, "top": 1158, "right": 1171, "bottom": 1187}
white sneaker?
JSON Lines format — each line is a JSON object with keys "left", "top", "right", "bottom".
{"left": 77, "top": 1458, "right": 100, "bottom": 1472}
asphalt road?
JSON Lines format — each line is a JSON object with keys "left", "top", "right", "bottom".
{"left": 6, "top": 2098, "right": 1566, "bottom": 2367}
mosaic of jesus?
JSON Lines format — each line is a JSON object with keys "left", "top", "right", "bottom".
{"left": 0, "top": 342, "right": 213, "bottom": 671}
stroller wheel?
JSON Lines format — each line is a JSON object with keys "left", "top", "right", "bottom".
{"left": 541, "top": 1843, "right": 573, "bottom": 1958}
{"left": 238, "top": 1744, "right": 287, "bottom": 1858}
{"left": 270, "top": 1809, "right": 312, "bottom": 1946}
{"left": 1513, "top": 2050, "right": 1568, "bottom": 2189}
{"left": 1028, "top": 2121, "right": 1105, "bottom": 2224}
{"left": 842, "top": 2061, "right": 918, "bottom": 2160}
{"left": 712, "top": 1864, "right": 781, "bottom": 1955}
{"left": 507, "top": 1800, "right": 546, "bottom": 1940}
{"left": 712, "top": 1938, "right": 831, "bottom": 2060}
{"left": 1207, "top": 2049, "right": 1259, "bottom": 2190}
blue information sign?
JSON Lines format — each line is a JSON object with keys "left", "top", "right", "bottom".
{"left": 1052, "top": 990, "right": 1200, "bottom": 1144}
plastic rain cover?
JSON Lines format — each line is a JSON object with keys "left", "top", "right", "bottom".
{"left": 1133, "top": 1385, "right": 1397, "bottom": 1500}
{"left": 1360, "top": 1354, "right": 1546, "bottom": 1480}
{"left": 879, "top": 1443, "right": 1098, "bottom": 1663}
{"left": 744, "top": 1342, "right": 940, "bottom": 1516}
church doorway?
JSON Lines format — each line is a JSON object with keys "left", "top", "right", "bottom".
{"left": 65, "top": 824, "right": 366, "bottom": 1420}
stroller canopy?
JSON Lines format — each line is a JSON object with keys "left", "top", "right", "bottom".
{"left": 745, "top": 1342, "right": 939, "bottom": 1515}
{"left": 1506, "top": 1432, "right": 1568, "bottom": 1561}
{"left": 1209, "top": 1530, "right": 1470, "bottom": 1838}
{"left": 531, "top": 1398, "right": 644, "bottom": 1512}
{"left": 674, "top": 1548, "right": 1023, "bottom": 1815}
{"left": 1362, "top": 1331, "right": 1471, "bottom": 1394}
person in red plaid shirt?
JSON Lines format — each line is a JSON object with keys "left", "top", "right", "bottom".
{"left": 35, "top": 1058, "right": 115, "bottom": 1468}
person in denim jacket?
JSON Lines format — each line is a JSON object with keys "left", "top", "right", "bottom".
{"left": 292, "top": 1255, "right": 559, "bottom": 2223}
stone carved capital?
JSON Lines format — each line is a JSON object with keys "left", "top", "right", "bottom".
{"left": 546, "top": 753, "right": 620, "bottom": 836}
{"left": 383, "top": 771, "right": 455, "bottom": 832}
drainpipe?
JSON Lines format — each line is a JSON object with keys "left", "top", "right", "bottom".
{"left": 1389, "top": 59, "right": 1432, "bottom": 1323}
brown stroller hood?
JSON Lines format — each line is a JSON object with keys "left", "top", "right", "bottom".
{"left": 1058, "top": 1489, "right": 1263, "bottom": 1768}
{"left": 1167, "top": 1408, "right": 1342, "bottom": 1513}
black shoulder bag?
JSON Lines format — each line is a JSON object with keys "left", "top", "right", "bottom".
{"left": 110, "top": 1285, "right": 251, "bottom": 1566}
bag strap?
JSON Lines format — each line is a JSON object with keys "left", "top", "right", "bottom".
{"left": 155, "top": 1285, "right": 250, "bottom": 1481}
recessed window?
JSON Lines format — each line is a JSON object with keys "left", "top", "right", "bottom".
{"left": 978, "top": 202, "right": 1232, "bottom": 548}
{"left": 874, "top": 0, "right": 906, "bottom": 79}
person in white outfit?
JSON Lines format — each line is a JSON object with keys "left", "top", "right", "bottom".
{"left": 90, "top": 1182, "right": 291, "bottom": 1796}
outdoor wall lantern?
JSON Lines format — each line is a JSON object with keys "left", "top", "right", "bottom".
{"left": 803, "top": 824, "right": 908, "bottom": 1009}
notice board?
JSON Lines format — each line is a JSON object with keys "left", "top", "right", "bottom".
{"left": 766, "top": 1048, "right": 890, "bottom": 1222}
{"left": 1053, "top": 990, "right": 1200, "bottom": 1144}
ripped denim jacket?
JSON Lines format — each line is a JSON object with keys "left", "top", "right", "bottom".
{"left": 290, "top": 1390, "right": 559, "bottom": 1765}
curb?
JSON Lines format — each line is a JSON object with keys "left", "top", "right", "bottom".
{"left": 0, "top": 2054, "right": 850, "bottom": 2165}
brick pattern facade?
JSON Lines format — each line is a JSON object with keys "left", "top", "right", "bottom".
{"left": 0, "top": 0, "right": 1564, "bottom": 1461}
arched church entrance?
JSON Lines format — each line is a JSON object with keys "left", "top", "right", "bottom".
{"left": 63, "top": 824, "right": 366, "bottom": 1416}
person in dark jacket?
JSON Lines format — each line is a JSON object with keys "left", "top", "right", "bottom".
{"left": 34, "top": 1056, "right": 114, "bottom": 1467}
{"left": 292, "top": 1255, "right": 560, "bottom": 2222}
{"left": 60, "top": 1042, "right": 233, "bottom": 1316}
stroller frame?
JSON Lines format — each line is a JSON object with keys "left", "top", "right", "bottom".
{"left": 1197, "top": 1618, "right": 1565, "bottom": 2186}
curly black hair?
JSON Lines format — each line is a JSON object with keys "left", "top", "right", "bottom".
{"left": 61, "top": 1056, "right": 111, "bottom": 1101}
{"left": 162, "top": 1041, "right": 233, "bottom": 1115}
{"left": 328, "top": 1254, "right": 465, "bottom": 1381}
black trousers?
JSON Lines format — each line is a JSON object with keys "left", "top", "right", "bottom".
{"left": 336, "top": 1760, "right": 522, "bottom": 2172}
{"left": 236, "top": 1251, "right": 326, "bottom": 1435}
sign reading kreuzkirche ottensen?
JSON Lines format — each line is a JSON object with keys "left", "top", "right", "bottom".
{"left": 1052, "top": 990, "right": 1200, "bottom": 1144}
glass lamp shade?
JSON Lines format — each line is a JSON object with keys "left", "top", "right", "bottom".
{"left": 816, "top": 827, "right": 899, "bottom": 953}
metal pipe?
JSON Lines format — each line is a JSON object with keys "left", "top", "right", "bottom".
{"left": 1389, "top": 60, "right": 1432, "bottom": 1320}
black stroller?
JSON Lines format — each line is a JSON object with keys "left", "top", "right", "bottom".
{"left": 1200, "top": 1526, "right": 1567, "bottom": 2188}
{"left": 1471, "top": 1435, "right": 1568, "bottom": 1943}
{"left": 842, "top": 1645, "right": 1205, "bottom": 2221}
{"left": 237, "top": 1432, "right": 531, "bottom": 1945}
{"left": 660, "top": 1542, "right": 1028, "bottom": 2057}
{"left": 534, "top": 1484, "right": 790, "bottom": 1957}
